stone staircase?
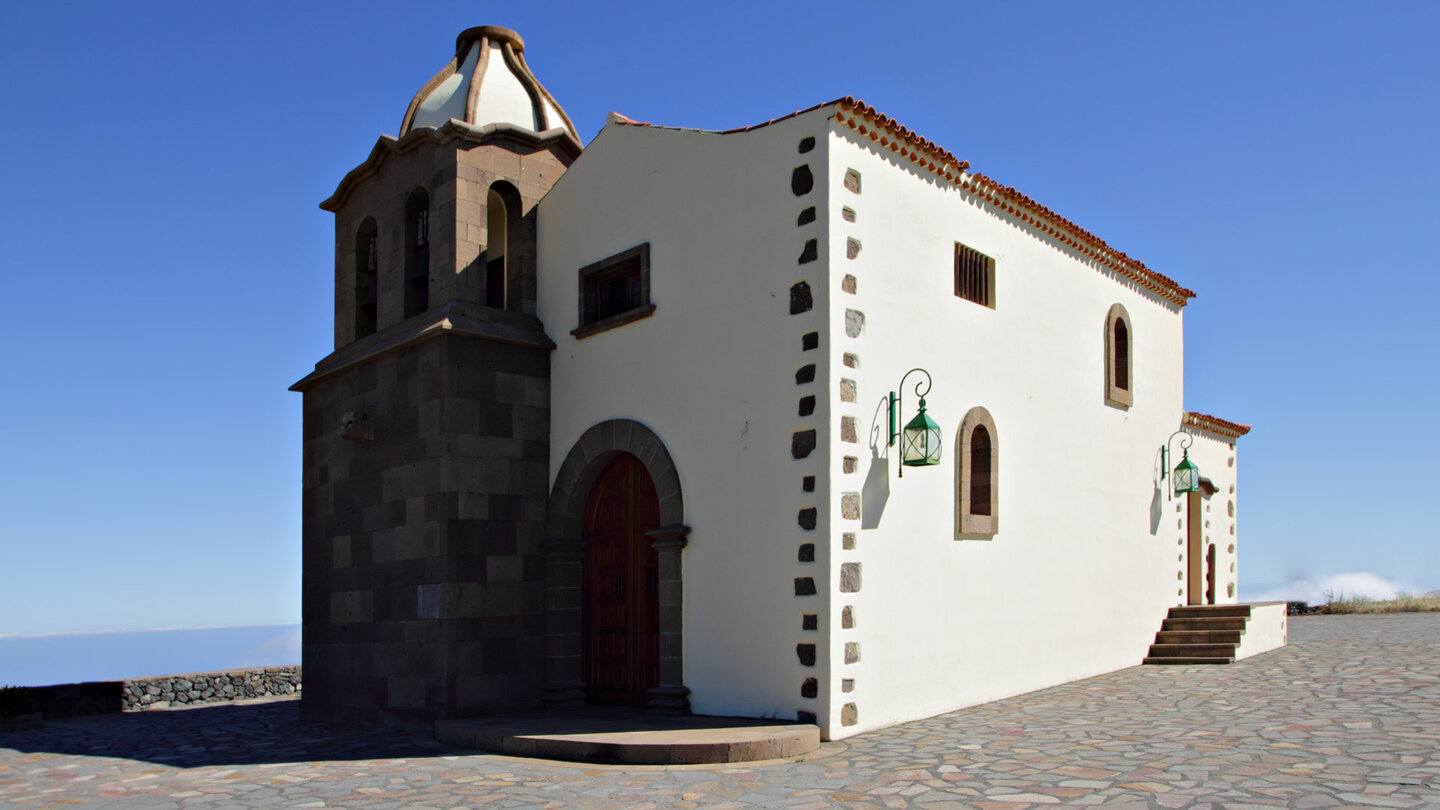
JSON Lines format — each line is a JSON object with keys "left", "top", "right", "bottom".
{"left": 1143, "top": 604, "right": 1251, "bottom": 665}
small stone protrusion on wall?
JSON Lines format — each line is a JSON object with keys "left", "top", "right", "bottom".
{"left": 802, "top": 614, "right": 817, "bottom": 630}
{"left": 839, "top": 562, "right": 861, "bottom": 592}
{"left": 798, "top": 507, "right": 818, "bottom": 530}
{"left": 798, "top": 395, "right": 816, "bottom": 416}
{"left": 790, "top": 281, "right": 814, "bottom": 314}
{"left": 792, "top": 165, "right": 815, "bottom": 196}
{"left": 801, "top": 678, "right": 818, "bottom": 698}
{"left": 796, "top": 643, "right": 817, "bottom": 665}
{"left": 802, "top": 331, "right": 819, "bottom": 351}
{"left": 846, "top": 238, "right": 861, "bottom": 260}
{"left": 340, "top": 411, "right": 373, "bottom": 442}
{"left": 841, "top": 702, "right": 858, "bottom": 726}
{"left": 840, "top": 492, "right": 860, "bottom": 521}
{"left": 844, "top": 169, "right": 862, "bottom": 194}
{"left": 794, "top": 578, "right": 817, "bottom": 597}
{"left": 841, "top": 678, "right": 854, "bottom": 693}
{"left": 841, "top": 605, "right": 854, "bottom": 629}
{"left": 842, "top": 206, "right": 856, "bottom": 222}
{"left": 792, "top": 429, "right": 817, "bottom": 459}
{"left": 797, "top": 206, "right": 817, "bottom": 226}
{"left": 843, "top": 456, "right": 857, "bottom": 474}
{"left": 795, "top": 364, "right": 816, "bottom": 384}
{"left": 842, "top": 532, "right": 856, "bottom": 550}
{"left": 797, "top": 709, "right": 817, "bottom": 723}
{"left": 802, "top": 475, "right": 816, "bottom": 492}
{"left": 798, "top": 136, "right": 816, "bottom": 154}
{"left": 844, "top": 642, "right": 860, "bottom": 664}
{"left": 798, "top": 543, "right": 815, "bottom": 562}
{"left": 841, "top": 274, "right": 857, "bottom": 294}
{"left": 844, "top": 309, "right": 865, "bottom": 338}
{"left": 840, "top": 378, "right": 857, "bottom": 402}
{"left": 840, "top": 417, "right": 858, "bottom": 443}
{"left": 843, "top": 352, "right": 859, "bottom": 368}
{"left": 798, "top": 239, "right": 818, "bottom": 264}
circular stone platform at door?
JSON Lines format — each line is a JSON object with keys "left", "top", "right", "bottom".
{"left": 435, "top": 708, "right": 821, "bottom": 765}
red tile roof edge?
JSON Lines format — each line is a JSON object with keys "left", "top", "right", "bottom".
{"left": 1185, "top": 411, "right": 1253, "bottom": 439}
{"left": 612, "top": 95, "right": 1197, "bottom": 307}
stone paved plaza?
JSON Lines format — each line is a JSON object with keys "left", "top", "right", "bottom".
{"left": 3, "top": 614, "right": 1438, "bottom": 808}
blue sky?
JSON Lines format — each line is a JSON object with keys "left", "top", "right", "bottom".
{"left": 1, "top": 1, "right": 1436, "bottom": 645}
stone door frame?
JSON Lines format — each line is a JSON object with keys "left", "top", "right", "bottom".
{"left": 541, "top": 419, "right": 690, "bottom": 711}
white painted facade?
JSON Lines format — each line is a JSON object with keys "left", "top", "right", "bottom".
{"left": 531, "top": 99, "right": 1261, "bottom": 740}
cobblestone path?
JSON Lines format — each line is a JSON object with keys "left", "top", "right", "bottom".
{"left": 3, "top": 614, "right": 1438, "bottom": 808}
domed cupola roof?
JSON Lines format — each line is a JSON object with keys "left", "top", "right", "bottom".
{"left": 400, "top": 26, "right": 580, "bottom": 143}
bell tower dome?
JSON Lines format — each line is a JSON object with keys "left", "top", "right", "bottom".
{"left": 401, "top": 26, "right": 580, "bottom": 144}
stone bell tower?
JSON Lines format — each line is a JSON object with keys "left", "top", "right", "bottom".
{"left": 291, "top": 26, "right": 580, "bottom": 727}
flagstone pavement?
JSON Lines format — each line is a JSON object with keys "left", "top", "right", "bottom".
{"left": 3, "top": 614, "right": 1438, "bottom": 809}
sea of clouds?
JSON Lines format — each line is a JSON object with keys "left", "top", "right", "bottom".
{"left": 1245, "top": 571, "right": 1430, "bottom": 605}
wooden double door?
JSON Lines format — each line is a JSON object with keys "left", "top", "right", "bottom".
{"left": 583, "top": 454, "right": 661, "bottom": 705}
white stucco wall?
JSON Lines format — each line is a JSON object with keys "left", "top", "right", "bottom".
{"left": 538, "top": 112, "right": 838, "bottom": 727}
{"left": 536, "top": 104, "right": 1231, "bottom": 740}
{"left": 1183, "top": 428, "right": 1242, "bottom": 605}
{"left": 822, "top": 116, "right": 1193, "bottom": 738}
{"left": 1236, "top": 602, "right": 1287, "bottom": 659}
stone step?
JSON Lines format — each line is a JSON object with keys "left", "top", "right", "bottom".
{"left": 1162, "top": 617, "right": 1248, "bottom": 632}
{"left": 1155, "top": 630, "right": 1244, "bottom": 645}
{"left": 1168, "top": 605, "right": 1252, "bottom": 619}
{"left": 435, "top": 710, "right": 820, "bottom": 765}
{"left": 1143, "top": 656, "right": 1234, "bottom": 665}
{"left": 1147, "top": 643, "right": 1238, "bottom": 658}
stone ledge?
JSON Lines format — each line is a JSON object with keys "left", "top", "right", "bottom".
{"left": 436, "top": 709, "right": 819, "bottom": 764}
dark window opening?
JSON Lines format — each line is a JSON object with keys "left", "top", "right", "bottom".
{"left": 969, "top": 425, "right": 992, "bottom": 516}
{"left": 955, "top": 242, "right": 995, "bottom": 307}
{"left": 404, "top": 189, "right": 430, "bottom": 318}
{"left": 485, "top": 187, "right": 507, "bottom": 309}
{"left": 1113, "top": 319, "right": 1129, "bottom": 391}
{"left": 355, "top": 217, "right": 378, "bottom": 339}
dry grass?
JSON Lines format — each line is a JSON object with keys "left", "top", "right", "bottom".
{"left": 1319, "top": 591, "right": 1440, "bottom": 614}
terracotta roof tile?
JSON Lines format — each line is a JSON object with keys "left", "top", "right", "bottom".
{"left": 611, "top": 96, "right": 1197, "bottom": 306}
{"left": 1185, "top": 411, "right": 1252, "bottom": 439}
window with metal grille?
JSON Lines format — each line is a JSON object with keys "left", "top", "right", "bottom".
{"left": 572, "top": 242, "right": 655, "bottom": 339}
{"left": 954, "top": 242, "right": 995, "bottom": 307}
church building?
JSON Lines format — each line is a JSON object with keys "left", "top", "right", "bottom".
{"left": 292, "top": 26, "right": 1279, "bottom": 740}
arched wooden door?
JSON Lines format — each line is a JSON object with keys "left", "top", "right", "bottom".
{"left": 583, "top": 454, "right": 660, "bottom": 705}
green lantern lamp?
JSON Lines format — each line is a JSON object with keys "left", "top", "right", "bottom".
{"left": 1160, "top": 430, "right": 1201, "bottom": 498}
{"left": 889, "top": 368, "right": 942, "bottom": 477}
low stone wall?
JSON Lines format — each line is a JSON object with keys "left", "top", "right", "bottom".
{"left": 122, "top": 667, "right": 301, "bottom": 710}
{"left": 1, "top": 666, "right": 301, "bottom": 729}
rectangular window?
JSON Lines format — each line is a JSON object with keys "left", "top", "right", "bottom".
{"left": 572, "top": 242, "right": 655, "bottom": 339}
{"left": 954, "top": 242, "right": 995, "bottom": 308}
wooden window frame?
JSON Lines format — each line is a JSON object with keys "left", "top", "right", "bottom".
{"left": 572, "top": 243, "right": 655, "bottom": 339}
{"left": 1105, "top": 303, "right": 1133, "bottom": 407}
{"left": 954, "top": 242, "right": 996, "bottom": 308}
{"left": 957, "top": 406, "right": 999, "bottom": 537}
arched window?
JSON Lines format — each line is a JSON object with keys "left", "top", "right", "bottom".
{"left": 485, "top": 181, "right": 524, "bottom": 312}
{"left": 404, "top": 188, "right": 430, "bottom": 318}
{"left": 485, "top": 188, "right": 507, "bottom": 309}
{"left": 1105, "top": 303, "right": 1133, "bottom": 407}
{"left": 957, "top": 406, "right": 998, "bottom": 536}
{"left": 354, "top": 217, "right": 378, "bottom": 339}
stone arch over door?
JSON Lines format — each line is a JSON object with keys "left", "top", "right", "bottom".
{"left": 542, "top": 419, "right": 690, "bottom": 711}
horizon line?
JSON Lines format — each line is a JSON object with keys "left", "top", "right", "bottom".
{"left": 0, "top": 622, "right": 300, "bottom": 641}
